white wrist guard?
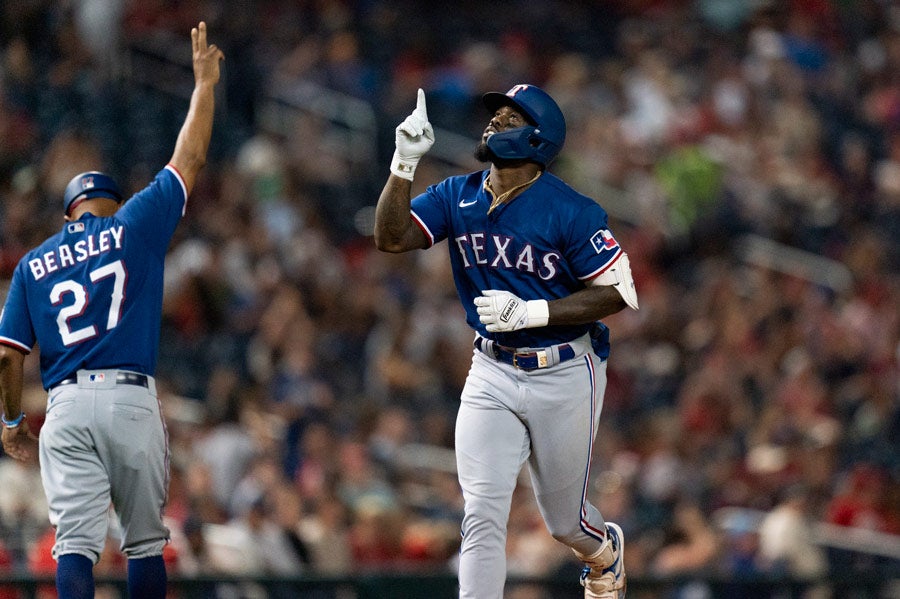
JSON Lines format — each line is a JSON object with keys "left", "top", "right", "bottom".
{"left": 525, "top": 299, "right": 550, "bottom": 328}
{"left": 390, "top": 150, "right": 419, "bottom": 181}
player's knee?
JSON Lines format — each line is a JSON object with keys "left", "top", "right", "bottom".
{"left": 121, "top": 538, "right": 167, "bottom": 560}
{"left": 462, "top": 496, "right": 508, "bottom": 538}
{"left": 53, "top": 541, "right": 103, "bottom": 565}
{"left": 545, "top": 521, "right": 584, "bottom": 547}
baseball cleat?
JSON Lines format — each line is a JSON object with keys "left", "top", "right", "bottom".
{"left": 580, "top": 522, "right": 626, "bottom": 599}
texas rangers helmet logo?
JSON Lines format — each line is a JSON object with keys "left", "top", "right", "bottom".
{"left": 590, "top": 229, "right": 619, "bottom": 254}
{"left": 507, "top": 84, "right": 530, "bottom": 98}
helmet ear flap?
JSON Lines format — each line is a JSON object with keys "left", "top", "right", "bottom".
{"left": 485, "top": 126, "right": 562, "bottom": 168}
{"left": 486, "top": 126, "right": 541, "bottom": 165}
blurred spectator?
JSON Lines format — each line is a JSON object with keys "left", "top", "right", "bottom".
{"left": 347, "top": 501, "right": 405, "bottom": 570}
{"left": 335, "top": 440, "right": 397, "bottom": 515}
{"left": 825, "top": 463, "right": 898, "bottom": 534}
{"left": 652, "top": 503, "right": 719, "bottom": 576}
{"left": 291, "top": 419, "right": 339, "bottom": 503}
{"left": 26, "top": 526, "right": 58, "bottom": 599}
{"left": 169, "top": 514, "right": 217, "bottom": 577}
{"left": 758, "top": 485, "right": 828, "bottom": 579}
{"left": 0, "top": 539, "right": 18, "bottom": 599}
{"left": 191, "top": 375, "right": 260, "bottom": 512}
{"left": 0, "top": 456, "right": 46, "bottom": 566}
{"left": 242, "top": 496, "right": 306, "bottom": 576}
{"left": 298, "top": 493, "right": 352, "bottom": 575}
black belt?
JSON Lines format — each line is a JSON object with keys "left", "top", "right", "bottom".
{"left": 54, "top": 371, "right": 149, "bottom": 389}
{"left": 475, "top": 337, "right": 576, "bottom": 371}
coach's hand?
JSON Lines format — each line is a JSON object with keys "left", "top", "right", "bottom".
{"left": 475, "top": 290, "right": 549, "bottom": 332}
{"left": 1, "top": 420, "right": 38, "bottom": 463}
{"left": 391, "top": 88, "right": 435, "bottom": 181}
{"left": 192, "top": 21, "right": 224, "bottom": 87}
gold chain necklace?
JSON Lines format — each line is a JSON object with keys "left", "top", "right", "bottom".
{"left": 485, "top": 171, "right": 541, "bottom": 214}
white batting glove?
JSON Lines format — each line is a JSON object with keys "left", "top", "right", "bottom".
{"left": 391, "top": 88, "right": 435, "bottom": 180}
{"left": 474, "top": 289, "right": 549, "bottom": 332}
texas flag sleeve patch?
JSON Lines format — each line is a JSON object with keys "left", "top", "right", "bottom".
{"left": 590, "top": 229, "right": 619, "bottom": 254}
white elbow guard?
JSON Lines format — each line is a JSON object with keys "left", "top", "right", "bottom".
{"left": 592, "top": 252, "right": 639, "bottom": 310}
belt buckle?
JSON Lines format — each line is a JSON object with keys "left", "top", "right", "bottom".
{"left": 513, "top": 350, "right": 549, "bottom": 370}
{"left": 513, "top": 351, "right": 538, "bottom": 371}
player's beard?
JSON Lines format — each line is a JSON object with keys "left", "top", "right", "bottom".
{"left": 474, "top": 142, "right": 492, "bottom": 163}
{"left": 474, "top": 142, "right": 526, "bottom": 168}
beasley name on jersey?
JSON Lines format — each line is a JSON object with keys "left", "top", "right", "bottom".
{"left": 26, "top": 224, "right": 125, "bottom": 280}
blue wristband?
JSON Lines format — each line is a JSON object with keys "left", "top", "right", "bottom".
{"left": 1, "top": 412, "right": 25, "bottom": 428}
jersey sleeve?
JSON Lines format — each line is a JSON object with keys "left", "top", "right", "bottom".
{"left": 0, "top": 263, "right": 35, "bottom": 353}
{"left": 410, "top": 179, "right": 452, "bottom": 247}
{"left": 565, "top": 202, "right": 624, "bottom": 282}
{"left": 115, "top": 165, "right": 188, "bottom": 257}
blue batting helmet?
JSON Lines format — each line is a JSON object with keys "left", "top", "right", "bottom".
{"left": 482, "top": 84, "right": 566, "bottom": 167}
{"left": 63, "top": 171, "right": 123, "bottom": 216}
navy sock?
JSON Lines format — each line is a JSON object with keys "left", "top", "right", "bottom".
{"left": 127, "top": 555, "right": 167, "bottom": 599}
{"left": 56, "top": 553, "right": 94, "bottom": 599}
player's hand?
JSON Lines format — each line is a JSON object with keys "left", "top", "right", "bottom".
{"left": 1, "top": 420, "right": 39, "bottom": 463}
{"left": 391, "top": 88, "right": 435, "bottom": 180}
{"left": 192, "top": 21, "right": 225, "bottom": 87}
{"left": 475, "top": 290, "right": 549, "bottom": 332}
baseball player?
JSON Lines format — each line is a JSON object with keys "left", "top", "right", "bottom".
{"left": 374, "top": 85, "right": 638, "bottom": 598}
{"left": 0, "top": 22, "right": 223, "bottom": 599}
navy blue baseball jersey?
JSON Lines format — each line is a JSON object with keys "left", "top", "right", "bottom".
{"left": 0, "top": 166, "right": 187, "bottom": 389}
{"left": 410, "top": 169, "right": 622, "bottom": 348}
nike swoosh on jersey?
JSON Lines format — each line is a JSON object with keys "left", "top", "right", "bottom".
{"left": 459, "top": 198, "right": 478, "bottom": 207}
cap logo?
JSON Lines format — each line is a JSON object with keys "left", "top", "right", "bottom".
{"left": 507, "top": 84, "right": 530, "bottom": 97}
{"left": 82, "top": 176, "right": 95, "bottom": 190}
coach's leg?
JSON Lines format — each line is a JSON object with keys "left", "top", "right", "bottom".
{"left": 97, "top": 384, "right": 170, "bottom": 599}
{"left": 128, "top": 555, "right": 167, "bottom": 599}
{"left": 456, "top": 356, "right": 530, "bottom": 599}
{"left": 39, "top": 391, "right": 109, "bottom": 598}
{"left": 56, "top": 554, "right": 94, "bottom": 599}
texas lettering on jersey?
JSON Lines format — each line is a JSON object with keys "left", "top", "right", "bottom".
{"left": 28, "top": 225, "right": 124, "bottom": 280}
{"left": 453, "top": 232, "right": 561, "bottom": 280}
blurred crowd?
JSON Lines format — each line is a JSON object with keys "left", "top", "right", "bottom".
{"left": 0, "top": 0, "right": 898, "bottom": 597}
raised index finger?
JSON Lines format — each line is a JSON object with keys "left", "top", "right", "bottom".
{"left": 191, "top": 26, "right": 199, "bottom": 55}
{"left": 414, "top": 88, "right": 428, "bottom": 120}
